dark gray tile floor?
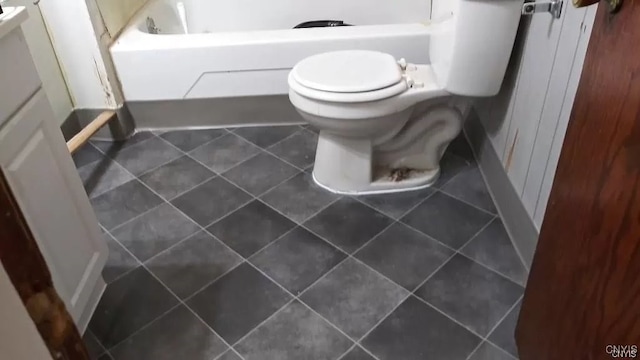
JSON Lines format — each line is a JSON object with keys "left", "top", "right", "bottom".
{"left": 78, "top": 126, "right": 526, "bottom": 360}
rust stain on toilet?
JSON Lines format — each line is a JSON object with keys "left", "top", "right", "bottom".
{"left": 505, "top": 130, "right": 519, "bottom": 172}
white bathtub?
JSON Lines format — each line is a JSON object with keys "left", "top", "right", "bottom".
{"left": 111, "top": 0, "right": 433, "bottom": 129}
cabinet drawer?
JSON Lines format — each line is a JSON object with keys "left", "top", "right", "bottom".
{"left": 0, "top": 28, "right": 41, "bottom": 127}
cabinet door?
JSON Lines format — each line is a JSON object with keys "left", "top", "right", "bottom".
{"left": 0, "top": 91, "right": 107, "bottom": 331}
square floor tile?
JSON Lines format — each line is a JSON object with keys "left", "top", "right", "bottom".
{"left": 110, "top": 305, "right": 227, "bottom": 360}
{"left": 357, "top": 187, "right": 434, "bottom": 220}
{"left": 189, "top": 133, "right": 260, "bottom": 173}
{"left": 159, "top": 129, "right": 227, "bottom": 152}
{"left": 468, "top": 342, "right": 515, "bottom": 360}
{"left": 361, "top": 296, "right": 481, "bottom": 360}
{"left": 171, "top": 177, "right": 252, "bottom": 226}
{"left": 187, "top": 263, "right": 291, "bottom": 344}
{"left": 234, "top": 126, "right": 300, "bottom": 148}
{"left": 488, "top": 300, "right": 521, "bottom": 358}
{"left": 236, "top": 301, "right": 352, "bottom": 360}
{"left": 267, "top": 130, "right": 318, "bottom": 169}
{"left": 355, "top": 223, "right": 453, "bottom": 290}
{"left": 138, "top": 155, "right": 215, "bottom": 200}
{"left": 461, "top": 219, "right": 528, "bottom": 285}
{"left": 102, "top": 232, "right": 139, "bottom": 284}
{"left": 434, "top": 152, "right": 472, "bottom": 188}
{"left": 401, "top": 191, "right": 494, "bottom": 249}
{"left": 223, "top": 152, "right": 299, "bottom": 196}
{"left": 111, "top": 203, "right": 200, "bottom": 262}
{"left": 84, "top": 331, "right": 106, "bottom": 359}
{"left": 91, "top": 132, "right": 155, "bottom": 154}
{"left": 110, "top": 137, "right": 183, "bottom": 176}
{"left": 89, "top": 267, "right": 179, "bottom": 348}
{"left": 304, "top": 198, "right": 394, "bottom": 254}
{"left": 341, "top": 346, "right": 376, "bottom": 360}
{"left": 415, "top": 254, "right": 523, "bottom": 336}
{"left": 300, "top": 258, "right": 407, "bottom": 339}
{"left": 442, "top": 166, "right": 497, "bottom": 213}
{"left": 78, "top": 159, "right": 135, "bottom": 198}
{"left": 251, "top": 227, "right": 346, "bottom": 294}
{"left": 90, "top": 180, "right": 164, "bottom": 230}
{"left": 73, "top": 143, "right": 104, "bottom": 168}
{"left": 146, "top": 231, "right": 243, "bottom": 299}
{"left": 207, "top": 200, "right": 296, "bottom": 257}
{"left": 260, "top": 172, "right": 339, "bottom": 223}
{"left": 217, "top": 350, "right": 242, "bottom": 360}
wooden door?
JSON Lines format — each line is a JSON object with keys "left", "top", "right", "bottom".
{"left": 516, "top": 1, "right": 640, "bottom": 359}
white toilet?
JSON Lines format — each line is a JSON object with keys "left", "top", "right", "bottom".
{"left": 288, "top": 0, "right": 523, "bottom": 195}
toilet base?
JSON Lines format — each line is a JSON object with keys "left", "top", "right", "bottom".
{"left": 312, "top": 132, "right": 441, "bottom": 195}
{"left": 312, "top": 167, "right": 439, "bottom": 195}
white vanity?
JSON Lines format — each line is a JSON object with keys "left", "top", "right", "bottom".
{"left": 0, "top": 7, "right": 107, "bottom": 332}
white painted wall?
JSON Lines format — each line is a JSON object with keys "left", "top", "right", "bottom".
{"left": 4, "top": 0, "right": 72, "bottom": 125}
{"left": 475, "top": 3, "right": 597, "bottom": 230}
{"left": 37, "top": 0, "right": 121, "bottom": 110}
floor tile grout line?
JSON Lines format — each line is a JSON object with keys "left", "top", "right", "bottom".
{"left": 484, "top": 293, "right": 524, "bottom": 341}
{"left": 335, "top": 343, "right": 359, "bottom": 360}
{"left": 98, "top": 228, "right": 186, "bottom": 352}
{"left": 101, "top": 226, "right": 241, "bottom": 358}
{"left": 163, "top": 132, "right": 304, "bottom": 207}
{"left": 182, "top": 132, "right": 264, "bottom": 175}
{"left": 261, "top": 129, "right": 318, "bottom": 172}
{"left": 240, "top": 261, "right": 362, "bottom": 347}
{"left": 351, "top": 187, "right": 438, "bottom": 221}
{"left": 407, "top": 253, "right": 524, "bottom": 358}
{"left": 80, "top": 160, "right": 136, "bottom": 200}
{"left": 219, "top": 163, "right": 302, "bottom": 199}
{"left": 161, "top": 172, "right": 219, "bottom": 203}
{"left": 407, "top": 216, "right": 498, "bottom": 293}
{"left": 235, "top": 125, "right": 306, "bottom": 153}
{"left": 101, "top": 179, "right": 168, "bottom": 232}
{"left": 156, "top": 128, "right": 230, "bottom": 153}
{"left": 395, "top": 212, "right": 528, "bottom": 287}
{"left": 89, "top": 132, "right": 159, "bottom": 158}
{"left": 161, "top": 129, "right": 234, "bottom": 162}
{"left": 127, "top": 149, "right": 187, "bottom": 180}
{"left": 257, "top": 189, "right": 342, "bottom": 226}
{"left": 465, "top": 340, "right": 487, "bottom": 360}
{"left": 464, "top": 294, "right": 523, "bottom": 360}
{"left": 412, "top": 293, "right": 487, "bottom": 339}
{"left": 437, "top": 187, "right": 498, "bottom": 217}
{"left": 227, "top": 297, "right": 298, "bottom": 352}
{"left": 455, "top": 246, "right": 526, "bottom": 287}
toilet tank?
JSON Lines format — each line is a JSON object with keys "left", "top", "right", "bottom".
{"left": 430, "top": 0, "right": 524, "bottom": 96}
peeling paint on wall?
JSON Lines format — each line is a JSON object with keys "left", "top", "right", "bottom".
{"left": 93, "top": 57, "right": 115, "bottom": 107}
{"left": 505, "top": 129, "right": 519, "bottom": 172}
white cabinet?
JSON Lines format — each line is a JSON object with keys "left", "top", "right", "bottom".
{"left": 0, "top": 9, "right": 107, "bottom": 333}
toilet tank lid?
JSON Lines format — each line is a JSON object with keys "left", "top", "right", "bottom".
{"left": 291, "top": 50, "right": 403, "bottom": 93}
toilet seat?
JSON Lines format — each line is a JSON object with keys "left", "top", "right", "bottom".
{"left": 289, "top": 50, "right": 409, "bottom": 103}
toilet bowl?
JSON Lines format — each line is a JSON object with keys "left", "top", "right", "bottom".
{"left": 288, "top": 0, "right": 524, "bottom": 195}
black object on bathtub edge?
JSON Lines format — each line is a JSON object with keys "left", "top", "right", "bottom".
{"left": 294, "top": 20, "right": 353, "bottom": 29}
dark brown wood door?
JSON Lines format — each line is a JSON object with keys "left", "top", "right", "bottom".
{"left": 516, "top": 1, "right": 640, "bottom": 359}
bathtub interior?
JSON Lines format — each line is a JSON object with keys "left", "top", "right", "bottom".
{"left": 139, "top": 0, "right": 432, "bottom": 34}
